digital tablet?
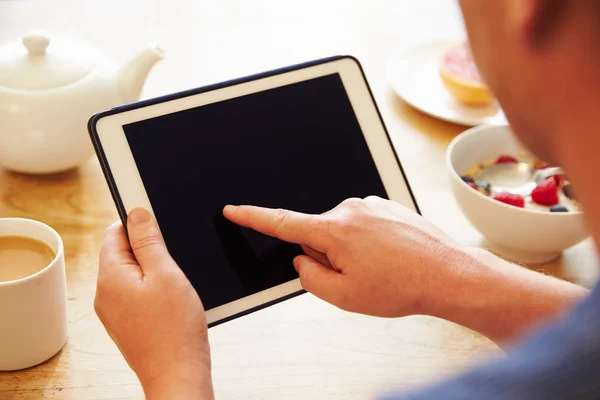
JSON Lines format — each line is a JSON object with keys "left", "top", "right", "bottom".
{"left": 88, "top": 56, "right": 420, "bottom": 327}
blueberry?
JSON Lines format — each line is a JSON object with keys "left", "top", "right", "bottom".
{"left": 475, "top": 181, "right": 492, "bottom": 195}
{"left": 461, "top": 176, "right": 475, "bottom": 184}
{"left": 550, "top": 205, "right": 568, "bottom": 213}
{"left": 563, "top": 183, "right": 576, "bottom": 200}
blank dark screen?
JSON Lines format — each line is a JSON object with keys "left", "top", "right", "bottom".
{"left": 123, "top": 73, "right": 388, "bottom": 311}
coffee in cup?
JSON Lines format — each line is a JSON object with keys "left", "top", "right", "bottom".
{"left": 0, "top": 235, "right": 56, "bottom": 282}
{"left": 0, "top": 218, "right": 68, "bottom": 371}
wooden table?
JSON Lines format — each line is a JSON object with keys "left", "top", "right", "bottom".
{"left": 1, "top": 1, "right": 598, "bottom": 399}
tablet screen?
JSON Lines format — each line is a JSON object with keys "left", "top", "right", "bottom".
{"left": 123, "top": 73, "right": 388, "bottom": 311}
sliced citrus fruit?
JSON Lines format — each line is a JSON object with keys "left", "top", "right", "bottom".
{"left": 439, "top": 42, "right": 494, "bottom": 105}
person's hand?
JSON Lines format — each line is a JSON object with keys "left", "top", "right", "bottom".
{"left": 95, "top": 208, "right": 214, "bottom": 400}
{"left": 223, "top": 196, "right": 479, "bottom": 319}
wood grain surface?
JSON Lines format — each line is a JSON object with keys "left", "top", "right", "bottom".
{"left": 0, "top": 1, "right": 598, "bottom": 399}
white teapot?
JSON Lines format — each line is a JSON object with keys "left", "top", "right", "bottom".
{"left": 0, "top": 31, "right": 163, "bottom": 174}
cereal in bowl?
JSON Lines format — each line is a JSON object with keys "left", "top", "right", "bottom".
{"left": 461, "top": 154, "right": 580, "bottom": 212}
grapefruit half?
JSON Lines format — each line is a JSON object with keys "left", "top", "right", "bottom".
{"left": 439, "top": 42, "right": 494, "bottom": 105}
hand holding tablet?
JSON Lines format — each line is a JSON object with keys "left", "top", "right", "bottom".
{"left": 88, "top": 56, "right": 420, "bottom": 326}
{"left": 96, "top": 210, "right": 214, "bottom": 396}
{"left": 94, "top": 193, "right": 460, "bottom": 398}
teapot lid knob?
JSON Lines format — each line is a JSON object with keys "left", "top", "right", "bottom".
{"left": 22, "top": 31, "right": 50, "bottom": 56}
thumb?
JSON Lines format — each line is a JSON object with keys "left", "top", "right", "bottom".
{"left": 127, "top": 208, "right": 173, "bottom": 275}
{"left": 293, "top": 255, "right": 350, "bottom": 310}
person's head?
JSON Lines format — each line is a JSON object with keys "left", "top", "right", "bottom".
{"left": 457, "top": 1, "right": 600, "bottom": 165}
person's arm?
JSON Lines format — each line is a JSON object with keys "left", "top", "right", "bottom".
{"left": 426, "top": 247, "right": 587, "bottom": 344}
{"left": 94, "top": 209, "right": 214, "bottom": 400}
{"left": 142, "top": 364, "right": 214, "bottom": 400}
{"left": 223, "top": 197, "right": 588, "bottom": 346}
{"left": 380, "top": 281, "right": 600, "bottom": 400}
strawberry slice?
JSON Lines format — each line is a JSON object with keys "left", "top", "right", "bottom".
{"left": 532, "top": 177, "right": 559, "bottom": 206}
{"left": 496, "top": 155, "right": 519, "bottom": 164}
{"left": 553, "top": 174, "right": 565, "bottom": 187}
{"left": 493, "top": 193, "right": 525, "bottom": 208}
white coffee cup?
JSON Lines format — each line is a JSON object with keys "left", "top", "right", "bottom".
{"left": 0, "top": 218, "right": 68, "bottom": 371}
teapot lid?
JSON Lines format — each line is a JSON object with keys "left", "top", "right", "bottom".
{"left": 0, "top": 31, "right": 96, "bottom": 90}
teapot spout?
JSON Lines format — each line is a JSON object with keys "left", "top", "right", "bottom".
{"left": 118, "top": 43, "right": 164, "bottom": 104}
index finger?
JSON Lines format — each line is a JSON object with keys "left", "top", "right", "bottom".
{"left": 223, "top": 205, "right": 330, "bottom": 252}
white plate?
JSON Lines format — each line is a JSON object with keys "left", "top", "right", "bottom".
{"left": 387, "top": 41, "right": 508, "bottom": 127}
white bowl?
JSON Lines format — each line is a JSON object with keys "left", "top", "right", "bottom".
{"left": 446, "top": 124, "right": 589, "bottom": 264}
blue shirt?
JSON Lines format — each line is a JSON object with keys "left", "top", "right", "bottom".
{"left": 382, "top": 281, "right": 600, "bottom": 400}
